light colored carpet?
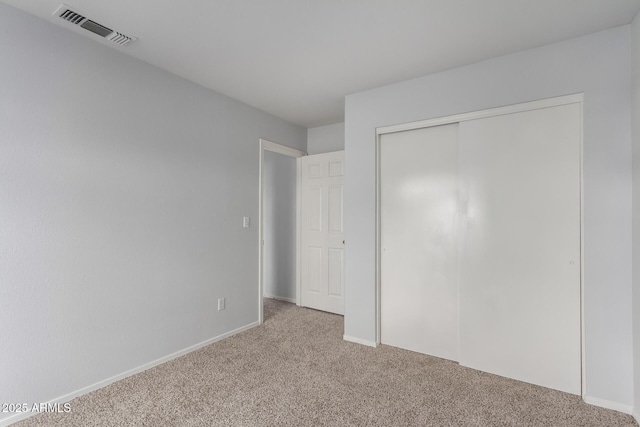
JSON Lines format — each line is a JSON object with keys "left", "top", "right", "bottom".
{"left": 16, "top": 298, "right": 637, "bottom": 426}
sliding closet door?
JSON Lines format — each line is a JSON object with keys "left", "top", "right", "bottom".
{"left": 380, "top": 124, "right": 459, "bottom": 361}
{"left": 457, "top": 103, "right": 581, "bottom": 394}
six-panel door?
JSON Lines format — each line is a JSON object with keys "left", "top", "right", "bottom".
{"left": 301, "top": 151, "right": 345, "bottom": 315}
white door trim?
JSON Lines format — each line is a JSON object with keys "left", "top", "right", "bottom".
{"left": 377, "top": 93, "right": 584, "bottom": 135}
{"left": 375, "top": 93, "right": 585, "bottom": 397}
{"left": 258, "top": 139, "right": 306, "bottom": 325}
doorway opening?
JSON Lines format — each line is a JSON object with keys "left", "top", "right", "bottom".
{"left": 258, "top": 139, "right": 305, "bottom": 324}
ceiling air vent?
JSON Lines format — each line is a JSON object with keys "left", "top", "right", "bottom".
{"left": 107, "top": 32, "right": 134, "bottom": 46}
{"left": 59, "top": 9, "right": 85, "bottom": 24}
{"left": 53, "top": 4, "right": 137, "bottom": 46}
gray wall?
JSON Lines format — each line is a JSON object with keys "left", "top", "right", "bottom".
{"left": 263, "top": 151, "right": 297, "bottom": 301}
{"left": 307, "top": 123, "right": 345, "bottom": 154}
{"left": 0, "top": 3, "right": 305, "bottom": 423}
{"left": 632, "top": 11, "right": 640, "bottom": 423}
{"left": 344, "top": 26, "right": 633, "bottom": 408}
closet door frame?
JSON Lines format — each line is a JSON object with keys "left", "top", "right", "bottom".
{"left": 374, "top": 93, "right": 585, "bottom": 397}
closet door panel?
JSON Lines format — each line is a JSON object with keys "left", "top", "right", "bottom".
{"left": 380, "top": 124, "right": 459, "bottom": 362}
{"left": 457, "top": 104, "right": 581, "bottom": 394}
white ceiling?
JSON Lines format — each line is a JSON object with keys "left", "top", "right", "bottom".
{"left": 3, "top": 0, "right": 640, "bottom": 128}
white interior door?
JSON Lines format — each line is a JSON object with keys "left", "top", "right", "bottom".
{"left": 380, "top": 124, "right": 459, "bottom": 361}
{"left": 300, "top": 151, "right": 345, "bottom": 314}
{"left": 457, "top": 103, "right": 581, "bottom": 395}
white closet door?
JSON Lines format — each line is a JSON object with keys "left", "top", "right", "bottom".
{"left": 300, "top": 151, "right": 345, "bottom": 315}
{"left": 380, "top": 124, "right": 459, "bottom": 361}
{"left": 458, "top": 103, "right": 581, "bottom": 394}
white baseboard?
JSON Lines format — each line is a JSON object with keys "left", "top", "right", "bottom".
{"left": 583, "top": 396, "right": 633, "bottom": 415}
{"left": 0, "top": 321, "right": 259, "bottom": 427}
{"left": 343, "top": 334, "right": 378, "bottom": 348}
{"left": 263, "top": 294, "right": 296, "bottom": 304}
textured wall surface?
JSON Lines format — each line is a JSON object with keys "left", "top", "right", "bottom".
{"left": 0, "top": 3, "right": 305, "bottom": 424}
{"left": 632, "top": 11, "right": 640, "bottom": 423}
{"left": 263, "top": 151, "right": 297, "bottom": 301}
{"left": 307, "top": 123, "right": 345, "bottom": 154}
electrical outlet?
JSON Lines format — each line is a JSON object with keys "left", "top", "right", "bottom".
{"left": 218, "top": 297, "right": 225, "bottom": 311}
{"left": 243, "top": 216, "right": 250, "bottom": 228}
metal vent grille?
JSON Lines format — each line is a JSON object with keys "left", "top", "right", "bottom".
{"left": 53, "top": 4, "right": 136, "bottom": 46}
{"left": 59, "top": 9, "right": 86, "bottom": 24}
{"left": 107, "top": 32, "right": 133, "bottom": 46}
